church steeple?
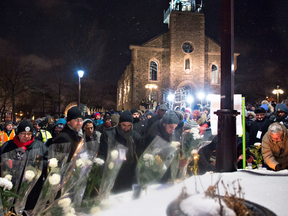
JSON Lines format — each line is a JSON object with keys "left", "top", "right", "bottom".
{"left": 164, "top": 0, "right": 203, "bottom": 24}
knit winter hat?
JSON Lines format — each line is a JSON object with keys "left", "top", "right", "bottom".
{"left": 130, "top": 108, "right": 139, "bottom": 114}
{"left": 276, "top": 103, "right": 288, "bottom": 113}
{"left": 111, "top": 114, "right": 120, "bottom": 127}
{"left": 185, "top": 108, "right": 191, "bottom": 113}
{"left": 158, "top": 104, "right": 168, "bottom": 111}
{"left": 94, "top": 112, "right": 101, "bottom": 118}
{"left": 82, "top": 119, "right": 95, "bottom": 129}
{"left": 254, "top": 107, "right": 266, "bottom": 114}
{"left": 17, "top": 120, "right": 33, "bottom": 135}
{"left": 67, "top": 106, "right": 82, "bottom": 122}
{"left": 260, "top": 104, "right": 269, "bottom": 111}
{"left": 145, "top": 111, "right": 153, "bottom": 117}
{"left": 119, "top": 110, "right": 133, "bottom": 123}
{"left": 5, "top": 120, "right": 13, "bottom": 127}
{"left": 162, "top": 111, "right": 179, "bottom": 125}
{"left": 55, "top": 118, "right": 66, "bottom": 126}
{"left": 54, "top": 114, "right": 60, "bottom": 119}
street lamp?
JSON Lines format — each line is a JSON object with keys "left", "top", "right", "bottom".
{"left": 187, "top": 95, "right": 194, "bottom": 109}
{"left": 78, "top": 70, "right": 84, "bottom": 107}
{"left": 145, "top": 84, "right": 157, "bottom": 108}
{"left": 272, "top": 85, "right": 284, "bottom": 104}
{"left": 197, "top": 92, "right": 205, "bottom": 105}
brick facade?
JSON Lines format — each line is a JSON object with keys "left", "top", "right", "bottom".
{"left": 117, "top": 11, "right": 239, "bottom": 110}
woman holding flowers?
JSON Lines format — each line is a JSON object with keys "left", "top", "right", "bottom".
{"left": 0, "top": 120, "right": 48, "bottom": 211}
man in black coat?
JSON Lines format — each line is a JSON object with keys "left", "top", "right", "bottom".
{"left": 146, "top": 104, "right": 168, "bottom": 132}
{"left": 130, "top": 108, "right": 146, "bottom": 137}
{"left": 53, "top": 106, "right": 83, "bottom": 162}
{"left": 249, "top": 107, "right": 273, "bottom": 146}
{"left": 1, "top": 120, "right": 48, "bottom": 211}
{"left": 98, "top": 110, "right": 142, "bottom": 193}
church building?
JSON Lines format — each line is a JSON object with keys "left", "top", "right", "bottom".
{"left": 117, "top": 0, "right": 239, "bottom": 110}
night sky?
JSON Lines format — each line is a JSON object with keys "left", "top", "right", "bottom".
{"left": 1, "top": 0, "right": 288, "bottom": 103}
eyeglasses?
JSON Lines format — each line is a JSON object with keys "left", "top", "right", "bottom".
{"left": 19, "top": 132, "right": 33, "bottom": 137}
{"left": 73, "top": 118, "right": 83, "bottom": 123}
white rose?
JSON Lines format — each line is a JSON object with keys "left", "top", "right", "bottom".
{"left": 254, "top": 142, "right": 261, "bottom": 147}
{"left": 58, "top": 198, "right": 72, "bottom": 208}
{"left": 145, "top": 162, "right": 150, "bottom": 167}
{"left": 162, "top": 164, "right": 167, "bottom": 170}
{"left": 0, "top": 178, "right": 13, "bottom": 190}
{"left": 76, "top": 159, "right": 85, "bottom": 167}
{"left": 63, "top": 206, "right": 75, "bottom": 214}
{"left": 85, "top": 160, "right": 93, "bottom": 166}
{"left": 66, "top": 213, "right": 76, "bottom": 216}
{"left": 4, "top": 174, "right": 12, "bottom": 181}
{"left": 111, "top": 150, "right": 119, "bottom": 160}
{"left": 94, "top": 158, "right": 105, "bottom": 166}
{"left": 171, "top": 141, "right": 180, "bottom": 148}
{"left": 108, "top": 162, "right": 114, "bottom": 170}
{"left": 190, "top": 127, "right": 200, "bottom": 134}
{"left": 191, "top": 149, "right": 198, "bottom": 155}
{"left": 90, "top": 206, "right": 101, "bottom": 215}
{"left": 25, "top": 170, "right": 36, "bottom": 182}
{"left": 49, "top": 158, "right": 58, "bottom": 168}
{"left": 193, "top": 133, "right": 201, "bottom": 140}
{"left": 49, "top": 174, "right": 61, "bottom": 185}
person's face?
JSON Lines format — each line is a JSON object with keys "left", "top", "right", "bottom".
{"left": 34, "top": 124, "right": 41, "bottom": 131}
{"left": 277, "top": 111, "right": 286, "bottom": 117}
{"left": 163, "top": 123, "right": 178, "bottom": 134}
{"left": 203, "top": 110, "right": 208, "bottom": 115}
{"left": 95, "top": 115, "right": 100, "bottom": 120}
{"left": 157, "top": 110, "right": 166, "bottom": 118}
{"left": 68, "top": 118, "right": 83, "bottom": 132}
{"left": 84, "top": 122, "right": 94, "bottom": 136}
{"left": 18, "top": 131, "right": 33, "bottom": 143}
{"left": 5, "top": 124, "right": 13, "bottom": 131}
{"left": 132, "top": 112, "right": 140, "bottom": 118}
{"left": 256, "top": 113, "right": 265, "bottom": 121}
{"left": 119, "top": 122, "right": 132, "bottom": 132}
{"left": 55, "top": 118, "right": 59, "bottom": 122}
{"left": 270, "top": 132, "right": 283, "bottom": 142}
{"left": 147, "top": 115, "right": 152, "bottom": 119}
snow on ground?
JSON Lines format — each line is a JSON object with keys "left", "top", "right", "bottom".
{"left": 98, "top": 170, "right": 288, "bottom": 216}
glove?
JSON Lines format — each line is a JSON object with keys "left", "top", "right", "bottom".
{"left": 275, "top": 164, "right": 283, "bottom": 171}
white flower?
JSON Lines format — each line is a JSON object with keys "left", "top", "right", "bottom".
{"left": 111, "top": 150, "right": 119, "bottom": 160}
{"left": 108, "top": 162, "right": 114, "bottom": 169}
{"left": 94, "top": 158, "right": 105, "bottom": 166}
{"left": 193, "top": 133, "right": 201, "bottom": 140}
{"left": 48, "top": 158, "right": 58, "bottom": 168}
{"left": 4, "top": 174, "right": 12, "bottom": 181}
{"left": 191, "top": 149, "right": 198, "bottom": 155}
{"left": 171, "top": 141, "right": 180, "bottom": 148}
{"left": 254, "top": 142, "right": 261, "bottom": 147}
{"left": 162, "top": 164, "right": 167, "bottom": 170}
{"left": 190, "top": 127, "right": 200, "bottom": 134}
{"left": 25, "top": 170, "right": 36, "bottom": 182}
{"left": 143, "top": 154, "right": 154, "bottom": 161}
{"left": 76, "top": 158, "right": 85, "bottom": 167}
{"left": 58, "top": 198, "right": 72, "bottom": 208}
{"left": 63, "top": 206, "right": 75, "bottom": 214}
{"left": 85, "top": 159, "right": 93, "bottom": 166}
{"left": 90, "top": 206, "right": 101, "bottom": 215}
{"left": 145, "top": 162, "right": 150, "bottom": 167}
{"left": 49, "top": 174, "right": 61, "bottom": 185}
{"left": 0, "top": 177, "right": 13, "bottom": 190}
{"left": 66, "top": 213, "right": 76, "bottom": 216}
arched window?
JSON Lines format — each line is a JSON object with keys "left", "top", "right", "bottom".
{"left": 149, "top": 61, "right": 158, "bottom": 80}
{"left": 185, "top": 59, "right": 190, "bottom": 70}
{"left": 211, "top": 64, "right": 219, "bottom": 84}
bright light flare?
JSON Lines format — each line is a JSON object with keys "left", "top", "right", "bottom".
{"left": 78, "top": 70, "right": 84, "bottom": 78}
{"left": 167, "top": 94, "right": 175, "bottom": 102}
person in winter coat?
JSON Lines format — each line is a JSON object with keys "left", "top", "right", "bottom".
{"left": 246, "top": 111, "right": 256, "bottom": 133}
{"left": 0, "top": 120, "right": 15, "bottom": 146}
{"left": 94, "top": 112, "right": 103, "bottom": 126}
{"left": 262, "top": 122, "right": 288, "bottom": 171}
{"left": 98, "top": 110, "right": 142, "bottom": 193}
{"left": 146, "top": 104, "right": 168, "bottom": 132}
{"left": 0, "top": 120, "right": 48, "bottom": 211}
{"left": 45, "top": 118, "right": 66, "bottom": 147}
{"left": 96, "top": 115, "right": 112, "bottom": 134}
{"left": 53, "top": 106, "right": 83, "bottom": 162}
{"left": 35, "top": 120, "right": 52, "bottom": 144}
{"left": 130, "top": 108, "right": 146, "bottom": 137}
{"left": 83, "top": 118, "right": 101, "bottom": 145}
{"left": 271, "top": 103, "right": 288, "bottom": 129}
{"left": 249, "top": 107, "right": 273, "bottom": 146}
{"left": 145, "top": 111, "right": 180, "bottom": 183}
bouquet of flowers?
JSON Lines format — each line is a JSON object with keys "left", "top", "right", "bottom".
{"left": 249, "top": 142, "right": 263, "bottom": 168}
{"left": 1, "top": 148, "right": 27, "bottom": 213}
{"left": 14, "top": 148, "right": 43, "bottom": 216}
{"left": 0, "top": 176, "right": 18, "bottom": 215}
{"left": 135, "top": 136, "right": 177, "bottom": 198}
{"left": 47, "top": 143, "right": 71, "bottom": 174}
{"left": 170, "top": 141, "right": 181, "bottom": 183}
{"left": 179, "top": 126, "right": 203, "bottom": 178}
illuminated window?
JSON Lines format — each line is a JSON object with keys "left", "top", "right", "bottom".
{"left": 211, "top": 64, "right": 219, "bottom": 84}
{"left": 185, "top": 59, "right": 190, "bottom": 70}
{"left": 149, "top": 61, "right": 158, "bottom": 80}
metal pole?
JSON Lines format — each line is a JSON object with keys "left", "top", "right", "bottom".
{"left": 78, "top": 76, "right": 81, "bottom": 107}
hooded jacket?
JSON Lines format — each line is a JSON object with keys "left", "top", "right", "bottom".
{"left": 262, "top": 123, "right": 288, "bottom": 170}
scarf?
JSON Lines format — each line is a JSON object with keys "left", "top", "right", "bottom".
{"left": 116, "top": 125, "right": 135, "bottom": 162}
{"left": 13, "top": 136, "right": 35, "bottom": 152}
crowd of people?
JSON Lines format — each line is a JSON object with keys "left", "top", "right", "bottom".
{"left": 0, "top": 98, "right": 288, "bottom": 212}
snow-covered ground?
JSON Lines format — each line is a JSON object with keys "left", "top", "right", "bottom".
{"left": 98, "top": 169, "right": 288, "bottom": 216}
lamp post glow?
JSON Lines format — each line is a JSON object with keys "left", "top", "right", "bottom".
{"left": 78, "top": 70, "right": 84, "bottom": 107}
{"left": 272, "top": 85, "right": 284, "bottom": 104}
{"left": 145, "top": 84, "right": 157, "bottom": 108}
{"left": 197, "top": 92, "right": 205, "bottom": 105}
